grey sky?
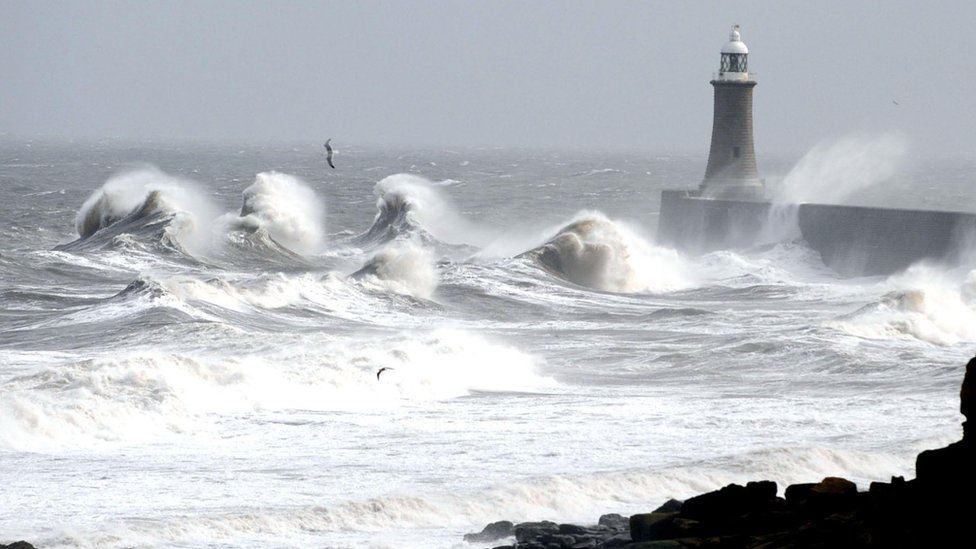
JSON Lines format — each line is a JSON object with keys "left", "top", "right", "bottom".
{"left": 2, "top": 1, "right": 974, "bottom": 155}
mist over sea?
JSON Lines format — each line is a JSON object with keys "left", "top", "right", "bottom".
{"left": 2, "top": 140, "right": 975, "bottom": 547}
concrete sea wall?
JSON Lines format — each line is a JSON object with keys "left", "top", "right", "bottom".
{"left": 657, "top": 190, "right": 976, "bottom": 276}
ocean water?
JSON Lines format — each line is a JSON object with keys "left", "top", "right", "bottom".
{"left": 1, "top": 140, "right": 974, "bottom": 548}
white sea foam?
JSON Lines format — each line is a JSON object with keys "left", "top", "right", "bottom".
{"left": 528, "top": 212, "right": 691, "bottom": 293}
{"left": 73, "top": 167, "right": 218, "bottom": 252}
{"left": 354, "top": 240, "right": 439, "bottom": 299}
{"left": 372, "top": 173, "right": 489, "bottom": 245}
{"left": 697, "top": 240, "right": 837, "bottom": 285}
{"left": 830, "top": 263, "right": 976, "bottom": 345}
{"left": 25, "top": 446, "right": 909, "bottom": 547}
{"left": 231, "top": 172, "right": 326, "bottom": 254}
{"left": 0, "top": 330, "right": 555, "bottom": 452}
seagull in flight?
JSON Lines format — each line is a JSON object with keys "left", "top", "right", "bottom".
{"left": 892, "top": 100, "right": 900, "bottom": 106}
{"left": 376, "top": 367, "right": 394, "bottom": 380}
{"left": 324, "top": 139, "right": 335, "bottom": 169}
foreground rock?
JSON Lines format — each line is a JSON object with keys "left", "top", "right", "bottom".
{"left": 0, "top": 543, "right": 36, "bottom": 549}
{"left": 464, "top": 356, "right": 976, "bottom": 548}
{"left": 463, "top": 520, "right": 515, "bottom": 543}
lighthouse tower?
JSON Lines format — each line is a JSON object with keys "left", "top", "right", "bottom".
{"left": 700, "top": 25, "right": 763, "bottom": 200}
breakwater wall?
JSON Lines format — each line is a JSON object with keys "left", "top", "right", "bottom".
{"left": 657, "top": 190, "right": 976, "bottom": 276}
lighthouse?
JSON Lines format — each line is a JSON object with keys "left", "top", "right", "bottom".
{"left": 700, "top": 25, "right": 763, "bottom": 200}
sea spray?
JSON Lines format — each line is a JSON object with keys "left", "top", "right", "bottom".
{"left": 364, "top": 173, "right": 491, "bottom": 246}
{"left": 755, "top": 203, "right": 802, "bottom": 245}
{"left": 768, "top": 133, "right": 909, "bottom": 205}
{"left": 0, "top": 329, "right": 555, "bottom": 451}
{"left": 73, "top": 167, "right": 219, "bottom": 252}
{"left": 232, "top": 172, "right": 326, "bottom": 255}
{"left": 352, "top": 240, "right": 439, "bottom": 299}
{"left": 757, "top": 134, "right": 909, "bottom": 245}
{"left": 526, "top": 212, "right": 691, "bottom": 293}
{"left": 830, "top": 263, "right": 976, "bottom": 345}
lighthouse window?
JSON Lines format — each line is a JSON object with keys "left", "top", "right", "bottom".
{"left": 721, "top": 53, "right": 748, "bottom": 73}
{"left": 733, "top": 147, "right": 741, "bottom": 158}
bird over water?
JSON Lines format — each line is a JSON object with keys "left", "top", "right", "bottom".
{"left": 324, "top": 139, "right": 335, "bottom": 169}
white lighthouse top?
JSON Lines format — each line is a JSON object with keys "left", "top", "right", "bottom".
{"left": 715, "top": 24, "right": 752, "bottom": 81}
{"left": 721, "top": 25, "right": 749, "bottom": 55}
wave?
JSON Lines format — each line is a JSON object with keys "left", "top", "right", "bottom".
{"left": 24, "top": 445, "right": 912, "bottom": 547}
{"left": 59, "top": 169, "right": 326, "bottom": 264}
{"left": 573, "top": 168, "right": 624, "bottom": 177}
{"left": 0, "top": 329, "right": 555, "bottom": 452}
{"left": 224, "top": 172, "right": 326, "bottom": 255}
{"left": 351, "top": 240, "right": 439, "bottom": 299}
{"left": 61, "top": 167, "right": 218, "bottom": 254}
{"left": 829, "top": 263, "right": 976, "bottom": 345}
{"left": 696, "top": 240, "right": 837, "bottom": 287}
{"left": 103, "top": 272, "right": 346, "bottom": 321}
{"left": 354, "top": 173, "right": 486, "bottom": 248}
{"left": 523, "top": 212, "right": 691, "bottom": 293}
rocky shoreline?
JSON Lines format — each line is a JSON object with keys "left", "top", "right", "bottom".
{"left": 463, "top": 357, "right": 976, "bottom": 548}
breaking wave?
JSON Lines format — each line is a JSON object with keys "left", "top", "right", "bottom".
{"left": 524, "top": 213, "right": 691, "bottom": 293}
{"left": 830, "top": 263, "right": 976, "bottom": 345}
{"left": 355, "top": 173, "right": 486, "bottom": 247}
{"left": 351, "top": 240, "right": 439, "bottom": 299}
{"left": 25, "top": 445, "right": 910, "bottom": 547}
{"left": 0, "top": 329, "right": 556, "bottom": 452}
{"left": 62, "top": 168, "right": 326, "bottom": 261}
{"left": 63, "top": 167, "right": 218, "bottom": 253}
{"left": 225, "top": 172, "right": 326, "bottom": 255}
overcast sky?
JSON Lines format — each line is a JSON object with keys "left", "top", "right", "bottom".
{"left": 2, "top": 1, "right": 974, "bottom": 155}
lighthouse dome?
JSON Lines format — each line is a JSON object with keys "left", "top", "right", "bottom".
{"left": 721, "top": 26, "right": 749, "bottom": 55}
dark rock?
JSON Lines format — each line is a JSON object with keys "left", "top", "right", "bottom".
{"left": 629, "top": 512, "right": 702, "bottom": 542}
{"left": 652, "top": 499, "right": 683, "bottom": 513}
{"left": 629, "top": 512, "right": 677, "bottom": 541}
{"left": 515, "top": 521, "right": 559, "bottom": 543}
{"left": 679, "top": 480, "right": 780, "bottom": 522}
{"left": 785, "top": 477, "right": 857, "bottom": 510}
{"left": 868, "top": 475, "right": 905, "bottom": 497}
{"left": 597, "top": 513, "right": 629, "bottom": 531}
{"left": 558, "top": 523, "right": 589, "bottom": 536}
{"left": 783, "top": 482, "right": 814, "bottom": 504}
{"left": 812, "top": 477, "right": 857, "bottom": 496}
{"left": 463, "top": 520, "right": 514, "bottom": 543}
{"left": 0, "top": 544, "right": 36, "bottom": 549}
{"left": 915, "top": 359, "right": 976, "bottom": 490}
{"left": 962, "top": 356, "right": 975, "bottom": 421}
{"left": 549, "top": 533, "right": 576, "bottom": 547}
{"left": 596, "top": 532, "right": 632, "bottom": 547}
{"left": 624, "top": 540, "right": 688, "bottom": 548}
{"left": 745, "top": 480, "right": 777, "bottom": 500}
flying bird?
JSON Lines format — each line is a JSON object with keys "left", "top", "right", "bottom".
{"left": 376, "top": 367, "right": 394, "bottom": 380}
{"left": 324, "top": 139, "right": 335, "bottom": 169}
{"left": 892, "top": 100, "right": 900, "bottom": 106}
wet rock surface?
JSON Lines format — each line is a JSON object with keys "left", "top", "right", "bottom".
{"left": 464, "top": 357, "right": 976, "bottom": 548}
{"left": 464, "top": 520, "right": 515, "bottom": 543}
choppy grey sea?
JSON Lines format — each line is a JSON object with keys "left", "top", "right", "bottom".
{"left": 1, "top": 139, "right": 973, "bottom": 547}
